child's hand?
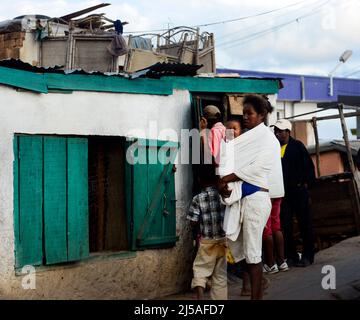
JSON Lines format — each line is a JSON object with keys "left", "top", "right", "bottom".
{"left": 200, "top": 117, "right": 208, "bottom": 130}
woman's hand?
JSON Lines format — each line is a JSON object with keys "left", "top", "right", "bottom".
{"left": 222, "top": 173, "right": 240, "bottom": 184}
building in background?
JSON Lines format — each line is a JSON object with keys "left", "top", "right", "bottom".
{"left": 218, "top": 68, "right": 360, "bottom": 146}
{"left": 308, "top": 140, "right": 360, "bottom": 177}
{"left": 0, "top": 3, "right": 216, "bottom": 74}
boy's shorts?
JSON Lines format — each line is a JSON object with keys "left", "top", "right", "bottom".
{"left": 191, "top": 237, "right": 227, "bottom": 300}
{"left": 263, "top": 198, "right": 283, "bottom": 239}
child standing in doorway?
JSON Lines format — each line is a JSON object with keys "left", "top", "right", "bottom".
{"left": 187, "top": 164, "right": 227, "bottom": 300}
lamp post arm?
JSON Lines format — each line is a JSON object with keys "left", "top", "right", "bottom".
{"left": 329, "top": 61, "right": 343, "bottom": 76}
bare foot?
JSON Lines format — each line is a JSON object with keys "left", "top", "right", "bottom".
{"left": 262, "top": 277, "right": 270, "bottom": 290}
{"left": 241, "top": 288, "right": 251, "bottom": 296}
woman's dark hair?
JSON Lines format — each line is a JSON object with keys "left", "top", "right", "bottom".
{"left": 263, "top": 95, "right": 274, "bottom": 114}
{"left": 243, "top": 94, "right": 274, "bottom": 116}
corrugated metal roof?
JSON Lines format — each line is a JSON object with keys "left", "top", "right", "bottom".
{"left": 130, "top": 62, "right": 203, "bottom": 79}
{"left": 308, "top": 139, "right": 360, "bottom": 156}
{"left": 0, "top": 19, "right": 22, "bottom": 33}
{"left": 0, "top": 59, "right": 203, "bottom": 79}
{"left": 0, "top": 59, "right": 64, "bottom": 73}
{"left": 0, "top": 59, "right": 280, "bottom": 95}
{"left": 0, "top": 58, "right": 137, "bottom": 77}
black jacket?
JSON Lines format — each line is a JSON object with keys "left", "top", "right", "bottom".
{"left": 281, "top": 137, "right": 316, "bottom": 191}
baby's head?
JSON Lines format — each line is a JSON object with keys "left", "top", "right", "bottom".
{"left": 226, "top": 117, "right": 243, "bottom": 139}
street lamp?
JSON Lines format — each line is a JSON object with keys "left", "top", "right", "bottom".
{"left": 329, "top": 50, "right": 353, "bottom": 96}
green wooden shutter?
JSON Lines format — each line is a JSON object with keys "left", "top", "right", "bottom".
{"left": 43, "top": 137, "right": 68, "bottom": 264}
{"left": 67, "top": 138, "right": 89, "bottom": 261}
{"left": 14, "top": 136, "right": 43, "bottom": 268}
{"left": 14, "top": 135, "right": 89, "bottom": 268}
{"left": 126, "top": 139, "right": 179, "bottom": 249}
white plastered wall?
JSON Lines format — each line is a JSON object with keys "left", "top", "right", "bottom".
{"left": 0, "top": 85, "right": 194, "bottom": 299}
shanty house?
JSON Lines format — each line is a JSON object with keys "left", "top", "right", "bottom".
{"left": 0, "top": 62, "right": 280, "bottom": 299}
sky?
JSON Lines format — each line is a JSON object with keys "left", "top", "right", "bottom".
{"left": 1, "top": 0, "right": 359, "bottom": 140}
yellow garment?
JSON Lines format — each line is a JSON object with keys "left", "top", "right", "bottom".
{"left": 227, "top": 248, "right": 235, "bottom": 264}
{"left": 281, "top": 144, "right": 288, "bottom": 158}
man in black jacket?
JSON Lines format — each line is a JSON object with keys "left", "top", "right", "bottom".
{"left": 273, "top": 119, "right": 316, "bottom": 267}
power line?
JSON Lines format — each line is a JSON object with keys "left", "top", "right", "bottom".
{"left": 345, "top": 66, "right": 360, "bottom": 77}
{"left": 216, "top": 0, "right": 330, "bottom": 50}
{"left": 216, "top": 0, "right": 324, "bottom": 43}
{"left": 217, "top": 0, "right": 329, "bottom": 48}
{"left": 123, "top": 0, "right": 313, "bottom": 34}
{"left": 193, "top": 0, "right": 312, "bottom": 27}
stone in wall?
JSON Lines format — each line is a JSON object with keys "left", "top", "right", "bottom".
{"left": 0, "top": 31, "right": 26, "bottom": 60}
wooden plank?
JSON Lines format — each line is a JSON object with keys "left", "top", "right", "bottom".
{"left": 146, "top": 146, "right": 165, "bottom": 241}
{"left": 95, "top": 142, "right": 105, "bottom": 251}
{"left": 43, "top": 137, "right": 68, "bottom": 265}
{"left": 132, "top": 143, "right": 148, "bottom": 250}
{"left": 338, "top": 104, "right": 360, "bottom": 233}
{"left": 124, "top": 139, "right": 135, "bottom": 250}
{"left": 88, "top": 138, "right": 128, "bottom": 252}
{"left": 137, "top": 143, "right": 178, "bottom": 247}
{"left": 312, "top": 199, "right": 353, "bottom": 219}
{"left": 88, "top": 138, "right": 100, "bottom": 252}
{"left": 67, "top": 138, "right": 89, "bottom": 261}
{"left": 339, "top": 104, "right": 357, "bottom": 173}
{"left": 17, "top": 136, "right": 43, "bottom": 268}
{"left": 164, "top": 156, "right": 176, "bottom": 239}
{"left": 310, "top": 181, "right": 352, "bottom": 200}
{"left": 105, "top": 139, "right": 128, "bottom": 250}
{"left": 313, "top": 216, "right": 355, "bottom": 227}
{"left": 60, "top": 3, "right": 111, "bottom": 21}
{"left": 314, "top": 224, "right": 356, "bottom": 235}
{"left": 312, "top": 117, "right": 321, "bottom": 177}
{"left": 228, "top": 95, "right": 244, "bottom": 115}
{"left": 13, "top": 136, "right": 20, "bottom": 266}
{"left": 315, "top": 111, "right": 360, "bottom": 121}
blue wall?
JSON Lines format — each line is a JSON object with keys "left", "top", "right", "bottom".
{"left": 217, "top": 68, "right": 360, "bottom": 102}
